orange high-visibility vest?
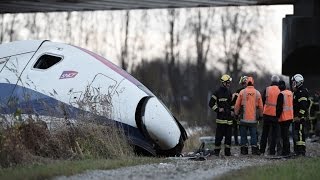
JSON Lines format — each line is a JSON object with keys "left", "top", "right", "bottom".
{"left": 235, "top": 86, "right": 263, "bottom": 123}
{"left": 279, "top": 90, "right": 294, "bottom": 122}
{"left": 263, "top": 85, "right": 280, "bottom": 116}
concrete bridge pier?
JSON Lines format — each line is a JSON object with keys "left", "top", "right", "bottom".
{"left": 282, "top": 0, "right": 320, "bottom": 91}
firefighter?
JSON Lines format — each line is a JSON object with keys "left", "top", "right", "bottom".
{"left": 260, "top": 75, "right": 280, "bottom": 155}
{"left": 307, "top": 91, "right": 320, "bottom": 138}
{"left": 231, "top": 75, "right": 248, "bottom": 145}
{"left": 234, "top": 76, "right": 263, "bottom": 155}
{"left": 208, "top": 74, "right": 233, "bottom": 156}
{"left": 314, "top": 92, "right": 320, "bottom": 137}
{"left": 291, "top": 74, "right": 309, "bottom": 156}
{"left": 276, "top": 80, "right": 293, "bottom": 156}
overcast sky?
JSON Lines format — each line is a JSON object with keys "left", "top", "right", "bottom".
{"left": 260, "top": 5, "right": 293, "bottom": 74}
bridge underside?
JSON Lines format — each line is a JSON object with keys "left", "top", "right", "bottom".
{"left": 0, "top": 0, "right": 293, "bottom": 14}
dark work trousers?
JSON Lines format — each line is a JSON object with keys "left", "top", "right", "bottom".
{"left": 292, "top": 119, "right": 306, "bottom": 155}
{"left": 267, "top": 123, "right": 282, "bottom": 155}
{"left": 233, "top": 119, "right": 239, "bottom": 145}
{"left": 215, "top": 123, "right": 232, "bottom": 150}
{"left": 260, "top": 116, "right": 279, "bottom": 155}
{"left": 279, "top": 120, "right": 292, "bottom": 155}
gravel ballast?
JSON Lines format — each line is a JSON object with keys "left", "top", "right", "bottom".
{"left": 55, "top": 141, "right": 320, "bottom": 180}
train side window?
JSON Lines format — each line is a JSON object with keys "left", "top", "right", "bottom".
{"left": 33, "top": 54, "right": 62, "bottom": 69}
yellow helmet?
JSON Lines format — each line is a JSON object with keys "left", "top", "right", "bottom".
{"left": 220, "top": 74, "right": 232, "bottom": 83}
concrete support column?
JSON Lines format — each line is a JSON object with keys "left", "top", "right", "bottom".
{"left": 282, "top": 0, "right": 320, "bottom": 90}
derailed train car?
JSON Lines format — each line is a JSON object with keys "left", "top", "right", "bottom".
{"left": 0, "top": 40, "right": 187, "bottom": 156}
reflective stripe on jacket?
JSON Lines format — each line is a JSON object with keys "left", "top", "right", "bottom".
{"left": 235, "top": 86, "right": 263, "bottom": 123}
{"left": 208, "top": 86, "right": 233, "bottom": 125}
{"left": 279, "top": 90, "right": 294, "bottom": 122}
{"left": 263, "top": 85, "right": 280, "bottom": 116}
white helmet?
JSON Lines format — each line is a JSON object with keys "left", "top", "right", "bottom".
{"left": 271, "top": 75, "right": 280, "bottom": 83}
{"left": 291, "top": 74, "right": 304, "bottom": 88}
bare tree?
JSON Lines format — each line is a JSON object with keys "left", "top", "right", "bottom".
{"left": 165, "top": 8, "right": 182, "bottom": 113}
{"left": 8, "top": 14, "right": 17, "bottom": 42}
{"left": 129, "top": 10, "right": 149, "bottom": 72}
{"left": 65, "top": 12, "right": 73, "bottom": 44}
{"left": 186, "top": 8, "right": 216, "bottom": 106}
{"left": 0, "top": 14, "right": 3, "bottom": 43}
{"left": 218, "top": 7, "right": 263, "bottom": 89}
{"left": 120, "top": 10, "right": 130, "bottom": 71}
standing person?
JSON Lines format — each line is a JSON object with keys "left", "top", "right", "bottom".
{"left": 259, "top": 75, "right": 281, "bottom": 155}
{"left": 291, "top": 74, "right": 309, "bottom": 156}
{"left": 276, "top": 80, "right": 293, "bottom": 156}
{"left": 209, "top": 74, "right": 233, "bottom": 156}
{"left": 313, "top": 92, "right": 320, "bottom": 137}
{"left": 231, "top": 75, "right": 248, "bottom": 145}
{"left": 307, "top": 91, "right": 320, "bottom": 138}
{"left": 234, "top": 76, "right": 263, "bottom": 155}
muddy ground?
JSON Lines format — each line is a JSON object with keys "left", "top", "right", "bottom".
{"left": 55, "top": 141, "right": 320, "bottom": 180}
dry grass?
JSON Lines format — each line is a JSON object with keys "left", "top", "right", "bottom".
{"left": 183, "top": 128, "right": 213, "bottom": 153}
{"left": 0, "top": 82, "right": 136, "bottom": 168}
{"left": 0, "top": 117, "right": 133, "bottom": 168}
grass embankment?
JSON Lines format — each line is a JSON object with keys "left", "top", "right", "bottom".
{"left": 0, "top": 117, "right": 167, "bottom": 179}
{"left": 0, "top": 157, "right": 165, "bottom": 180}
{"left": 218, "top": 157, "right": 320, "bottom": 180}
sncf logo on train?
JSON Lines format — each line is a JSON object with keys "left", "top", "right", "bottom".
{"left": 59, "top": 71, "right": 78, "bottom": 79}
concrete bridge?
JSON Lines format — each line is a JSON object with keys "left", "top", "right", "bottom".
{"left": 0, "top": 0, "right": 319, "bottom": 90}
{"left": 0, "top": 0, "right": 293, "bottom": 13}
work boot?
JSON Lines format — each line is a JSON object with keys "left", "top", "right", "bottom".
{"left": 281, "top": 151, "right": 290, "bottom": 156}
{"left": 213, "top": 149, "right": 220, "bottom": 156}
{"left": 240, "top": 146, "right": 248, "bottom": 155}
{"left": 296, "top": 146, "right": 306, "bottom": 156}
{"left": 225, "top": 148, "right": 231, "bottom": 156}
{"left": 252, "top": 146, "right": 261, "bottom": 155}
{"left": 269, "top": 149, "right": 276, "bottom": 156}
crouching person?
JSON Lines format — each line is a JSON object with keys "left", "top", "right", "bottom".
{"left": 234, "top": 76, "right": 264, "bottom": 155}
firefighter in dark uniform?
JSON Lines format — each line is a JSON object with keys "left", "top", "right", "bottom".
{"left": 291, "top": 74, "right": 309, "bottom": 156}
{"left": 307, "top": 91, "right": 320, "bottom": 138}
{"left": 314, "top": 92, "right": 320, "bottom": 136}
{"left": 209, "top": 74, "right": 233, "bottom": 156}
{"left": 231, "top": 75, "right": 248, "bottom": 145}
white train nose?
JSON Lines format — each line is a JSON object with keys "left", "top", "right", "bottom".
{"left": 141, "top": 97, "right": 181, "bottom": 150}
